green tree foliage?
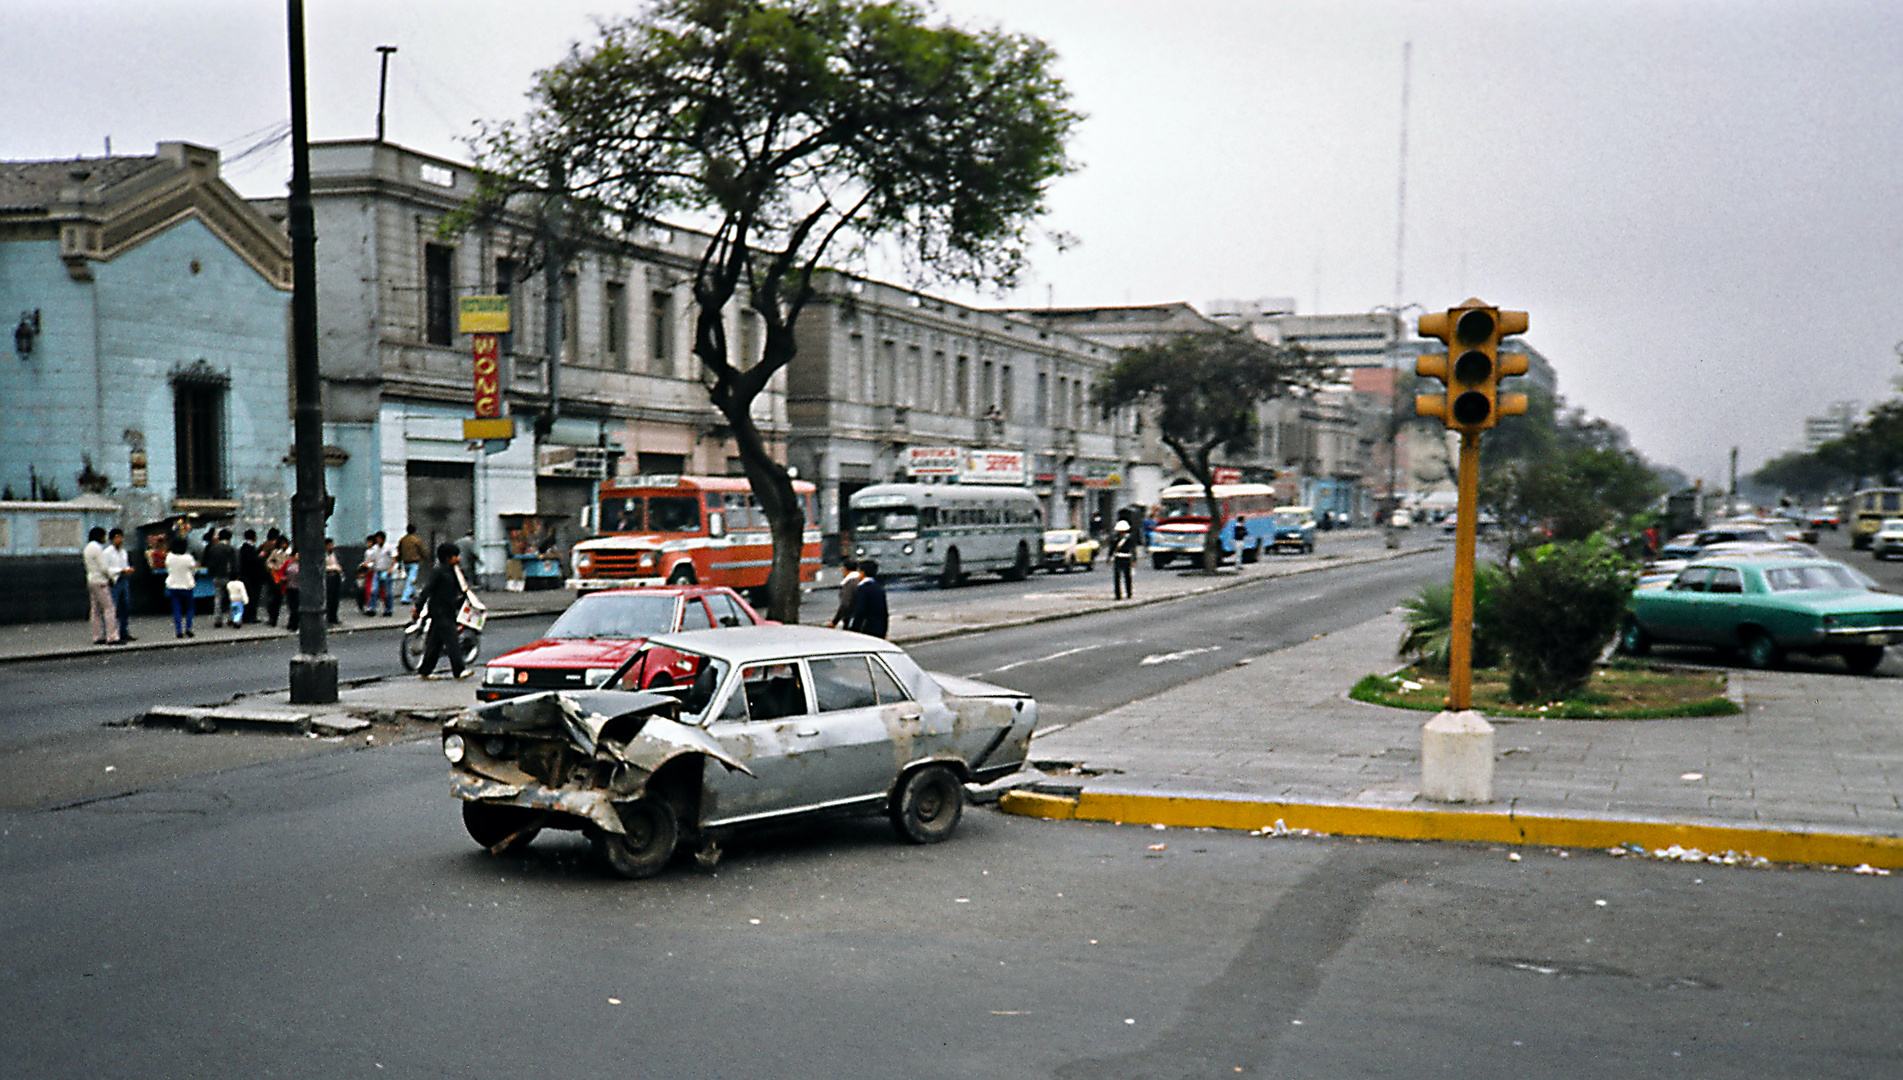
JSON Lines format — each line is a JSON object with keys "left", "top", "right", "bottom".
{"left": 1491, "top": 538, "right": 1637, "bottom": 703}
{"left": 468, "top": 0, "right": 1078, "bottom": 619}
{"left": 1093, "top": 331, "right": 1335, "bottom": 570}
{"left": 1482, "top": 445, "right": 1663, "bottom": 561}
{"left": 1396, "top": 563, "right": 1504, "bottom": 673}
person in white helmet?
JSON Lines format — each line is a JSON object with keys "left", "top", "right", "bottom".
{"left": 1110, "top": 519, "right": 1138, "bottom": 599}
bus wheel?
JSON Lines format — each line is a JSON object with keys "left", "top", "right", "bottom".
{"left": 939, "top": 549, "right": 963, "bottom": 589}
{"left": 667, "top": 564, "right": 696, "bottom": 585}
{"left": 1004, "top": 542, "right": 1031, "bottom": 581}
{"left": 1152, "top": 553, "right": 1172, "bottom": 571}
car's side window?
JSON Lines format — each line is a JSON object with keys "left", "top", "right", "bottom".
{"left": 1671, "top": 568, "right": 1712, "bottom": 592}
{"left": 1709, "top": 568, "right": 1744, "bottom": 594}
{"left": 868, "top": 657, "right": 911, "bottom": 705}
{"left": 739, "top": 662, "right": 808, "bottom": 721}
{"left": 708, "top": 593, "right": 747, "bottom": 627}
{"left": 810, "top": 655, "right": 880, "bottom": 712}
{"left": 680, "top": 598, "right": 713, "bottom": 631}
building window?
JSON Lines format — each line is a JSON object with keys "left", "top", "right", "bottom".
{"left": 495, "top": 257, "right": 517, "bottom": 354}
{"left": 562, "top": 271, "right": 580, "bottom": 365}
{"left": 171, "top": 364, "right": 230, "bottom": 499}
{"left": 649, "top": 290, "right": 673, "bottom": 374}
{"left": 1036, "top": 372, "right": 1048, "bottom": 424}
{"left": 424, "top": 243, "right": 454, "bottom": 346}
{"left": 605, "top": 282, "right": 627, "bottom": 368}
{"left": 955, "top": 354, "right": 970, "bottom": 415}
{"left": 1001, "top": 364, "right": 1014, "bottom": 420}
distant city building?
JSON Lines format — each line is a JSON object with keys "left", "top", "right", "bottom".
{"left": 1803, "top": 401, "right": 1858, "bottom": 451}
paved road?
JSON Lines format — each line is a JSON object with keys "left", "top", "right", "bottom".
{"left": 1, "top": 738, "right": 1895, "bottom": 1080}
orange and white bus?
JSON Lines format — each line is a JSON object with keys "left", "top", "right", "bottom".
{"left": 568, "top": 475, "right": 821, "bottom": 597}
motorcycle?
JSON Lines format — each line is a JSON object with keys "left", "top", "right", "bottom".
{"left": 399, "top": 610, "right": 482, "bottom": 673}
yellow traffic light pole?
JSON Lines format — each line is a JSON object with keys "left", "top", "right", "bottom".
{"left": 1414, "top": 299, "right": 1528, "bottom": 800}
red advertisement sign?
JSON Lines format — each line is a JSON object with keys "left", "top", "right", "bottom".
{"left": 472, "top": 334, "right": 501, "bottom": 418}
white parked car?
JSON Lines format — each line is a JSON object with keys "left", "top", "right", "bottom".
{"left": 1872, "top": 518, "right": 1903, "bottom": 560}
{"left": 442, "top": 625, "right": 1038, "bottom": 878}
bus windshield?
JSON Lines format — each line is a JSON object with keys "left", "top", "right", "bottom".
{"left": 1160, "top": 498, "right": 1205, "bottom": 521}
{"left": 850, "top": 505, "right": 920, "bottom": 537}
{"left": 1273, "top": 511, "right": 1306, "bottom": 527}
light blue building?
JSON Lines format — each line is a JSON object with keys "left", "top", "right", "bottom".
{"left": 0, "top": 142, "right": 292, "bottom": 620}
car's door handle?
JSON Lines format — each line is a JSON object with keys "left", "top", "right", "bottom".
{"left": 795, "top": 725, "right": 820, "bottom": 737}
{"left": 897, "top": 709, "right": 922, "bottom": 722}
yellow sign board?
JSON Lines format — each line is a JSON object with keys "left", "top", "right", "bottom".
{"left": 463, "top": 417, "right": 516, "bottom": 442}
{"left": 458, "top": 295, "right": 511, "bottom": 334}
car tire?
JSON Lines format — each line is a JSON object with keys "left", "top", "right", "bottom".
{"left": 1842, "top": 645, "right": 1885, "bottom": 676}
{"left": 939, "top": 549, "right": 963, "bottom": 589}
{"left": 1739, "top": 630, "right": 1781, "bottom": 670}
{"left": 1152, "top": 553, "right": 1172, "bottom": 571}
{"left": 666, "top": 564, "right": 696, "bottom": 585}
{"left": 461, "top": 802, "right": 541, "bottom": 854}
{"left": 890, "top": 763, "right": 964, "bottom": 844}
{"left": 1004, "top": 542, "right": 1031, "bottom": 582}
{"left": 1616, "top": 618, "right": 1651, "bottom": 657}
{"left": 596, "top": 797, "right": 680, "bottom": 879}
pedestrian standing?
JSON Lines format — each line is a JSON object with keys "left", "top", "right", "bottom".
{"left": 1111, "top": 519, "right": 1137, "bottom": 600}
{"left": 282, "top": 550, "right": 302, "bottom": 632}
{"left": 323, "top": 537, "right": 345, "bottom": 625}
{"left": 847, "top": 560, "right": 888, "bottom": 639}
{"left": 202, "top": 528, "right": 237, "bottom": 627}
{"left": 263, "top": 530, "right": 289, "bottom": 626}
{"left": 369, "top": 531, "right": 398, "bottom": 615}
{"left": 104, "top": 528, "right": 135, "bottom": 642}
{"left": 456, "top": 529, "right": 482, "bottom": 589}
{"left": 237, "top": 529, "right": 265, "bottom": 625}
{"left": 396, "top": 524, "right": 426, "bottom": 605}
{"left": 225, "top": 578, "right": 249, "bottom": 628}
{"left": 163, "top": 536, "right": 198, "bottom": 638}
{"left": 83, "top": 526, "right": 120, "bottom": 645}
{"left": 358, "top": 532, "right": 379, "bottom": 613}
{"left": 412, "top": 542, "right": 471, "bottom": 679}
{"left": 828, "top": 559, "right": 862, "bottom": 628}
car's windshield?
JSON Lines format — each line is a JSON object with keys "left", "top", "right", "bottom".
{"left": 850, "top": 505, "right": 919, "bottom": 536}
{"left": 545, "top": 593, "right": 680, "bottom": 639}
{"left": 1762, "top": 564, "right": 1863, "bottom": 593}
{"left": 1273, "top": 511, "right": 1306, "bottom": 528}
{"left": 1159, "top": 499, "right": 1203, "bottom": 520}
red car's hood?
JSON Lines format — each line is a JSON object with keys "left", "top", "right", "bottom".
{"left": 489, "top": 637, "right": 647, "bottom": 669}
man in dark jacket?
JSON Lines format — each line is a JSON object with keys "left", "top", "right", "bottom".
{"left": 202, "top": 528, "right": 237, "bottom": 627}
{"left": 411, "top": 542, "right": 470, "bottom": 678}
{"left": 848, "top": 560, "right": 888, "bottom": 639}
{"left": 237, "top": 529, "right": 266, "bottom": 625}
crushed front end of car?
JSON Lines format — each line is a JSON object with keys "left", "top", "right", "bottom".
{"left": 442, "top": 689, "right": 752, "bottom": 870}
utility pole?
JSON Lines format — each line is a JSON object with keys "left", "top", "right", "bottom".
{"left": 286, "top": 0, "right": 336, "bottom": 703}
{"left": 375, "top": 45, "right": 397, "bottom": 142}
{"left": 539, "top": 157, "right": 565, "bottom": 439}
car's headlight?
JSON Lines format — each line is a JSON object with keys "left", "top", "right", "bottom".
{"left": 575, "top": 552, "right": 593, "bottom": 570}
{"left": 902, "top": 543, "right": 914, "bottom": 555}
{"left": 586, "top": 667, "right": 618, "bottom": 687}
{"left": 483, "top": 665, "right": 514, "bottom": 685}
{"left": 442, "top": 733, "right": 466, "bottom": 764}
{"left": 637, "top": 552, "right": 656, "bottom": 568}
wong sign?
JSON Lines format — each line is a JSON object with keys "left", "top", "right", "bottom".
{"left": 472, "top": 335, "right": 502, "bottom": 418}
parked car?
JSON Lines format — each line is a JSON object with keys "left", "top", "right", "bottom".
{"left": 443, "top": 625, "right": 1039, "bottom": 877}
{"left": 476, "top": 586, "right": 766, "bottom": 702}
{"left": 1041, "top": 528, "right": 1099, "bottom": 572}
{"left": 1872, "top": 519, "right": 1903, "bottom": 561}
{"left": 1269, "top": 506, "right": 1318, "bottom": 554}
{"left": 1635, "top": 539, "right": 1824, "bottom": 590}
{"left": 1619, "top": 556, "right": 1903, "bottom": 673}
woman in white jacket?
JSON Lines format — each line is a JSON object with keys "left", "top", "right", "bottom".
{"left": 164, "top": 535, "right": 199, "bottom": 638}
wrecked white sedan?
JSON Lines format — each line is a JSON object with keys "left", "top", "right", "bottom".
{"left": 442, "top": 625, "right": 1037, "bottom": 878}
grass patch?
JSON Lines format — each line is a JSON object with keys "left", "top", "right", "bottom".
{"left": 1351, "top": 663, "right": 1739, "bottom": 720}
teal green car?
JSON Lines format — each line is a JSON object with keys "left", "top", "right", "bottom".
{"left": 1620, "top": 557, "right": 1903, "bottom": 674}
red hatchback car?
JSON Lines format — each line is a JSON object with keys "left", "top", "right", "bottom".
{"left": 477, "top": 586, "right": 768, "bottom": 701}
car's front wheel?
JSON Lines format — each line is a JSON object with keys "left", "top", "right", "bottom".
{"left": 890, "top": 764, "right": 964, "bottom": 844}
{"left": 597, "top": 797, "right": 679, "bottom": 879}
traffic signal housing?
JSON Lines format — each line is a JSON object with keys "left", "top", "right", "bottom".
{"left": 1415, "top": 299, "right": 1529, "bottom": 432}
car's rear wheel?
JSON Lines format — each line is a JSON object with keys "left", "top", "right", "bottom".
{"left": 666, "top": 564, "right": 696, "bottom": 585}
{"left": 1616, "top": 618, "right": 1651, "bottom": 657}
{"left": 461, "top": 802, "right": 541, "bottom": 854}
{"left": 1841, "top": 645, "right": 1886, "bottom": 675}
{"left": 890, "top": 764, "right": 964, "bottom": 844}
{"left": 1739, "top": 630, "right": 1781, "bottom": 670}
{"left": 596, "top": 797, "right": 679, "bottom": 879}
{"left": 1004, "top": 542, "right": 1031, "bottom": 581}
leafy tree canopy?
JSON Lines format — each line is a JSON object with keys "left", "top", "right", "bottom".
{"left": 1094, "top": 331, "right": 1335, "bottom": 570}
{"left": 465, "top": 0, "right": 1079, "bottom": 619}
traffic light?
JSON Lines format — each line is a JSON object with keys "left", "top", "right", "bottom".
{"left": 1415, "top": 299, "right": 1529, "bottom": 432}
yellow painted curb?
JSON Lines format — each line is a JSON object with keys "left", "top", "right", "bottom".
{"left": 999, "top": 789, "right": 1903, "bottom": 870}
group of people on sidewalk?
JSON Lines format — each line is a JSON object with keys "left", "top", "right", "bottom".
{"left": 826, "top": 559, "right": 889, "bottom": 638}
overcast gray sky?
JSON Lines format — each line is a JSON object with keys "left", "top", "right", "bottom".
{"left": 8, "top": 0, "right": 1901, "bottom": 487}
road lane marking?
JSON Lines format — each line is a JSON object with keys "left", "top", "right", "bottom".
{"left": 1139, "top": 646, "right": 1222, "bottom": 666}
{"left": 975, "top": 642, "right": 1117, "bottom": 677}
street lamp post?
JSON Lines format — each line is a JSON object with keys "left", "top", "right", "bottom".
{"left": 1371, "top": 304, "right": 1423, "bottom": 549}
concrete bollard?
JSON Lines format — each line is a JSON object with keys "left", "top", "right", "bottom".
{"left": 1421, "top": 709, "right": 1494, "bottom": 803}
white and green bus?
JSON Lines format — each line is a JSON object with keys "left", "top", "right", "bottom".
{"left": 846, "top": 483, "right": 1044, "bottom": 587}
